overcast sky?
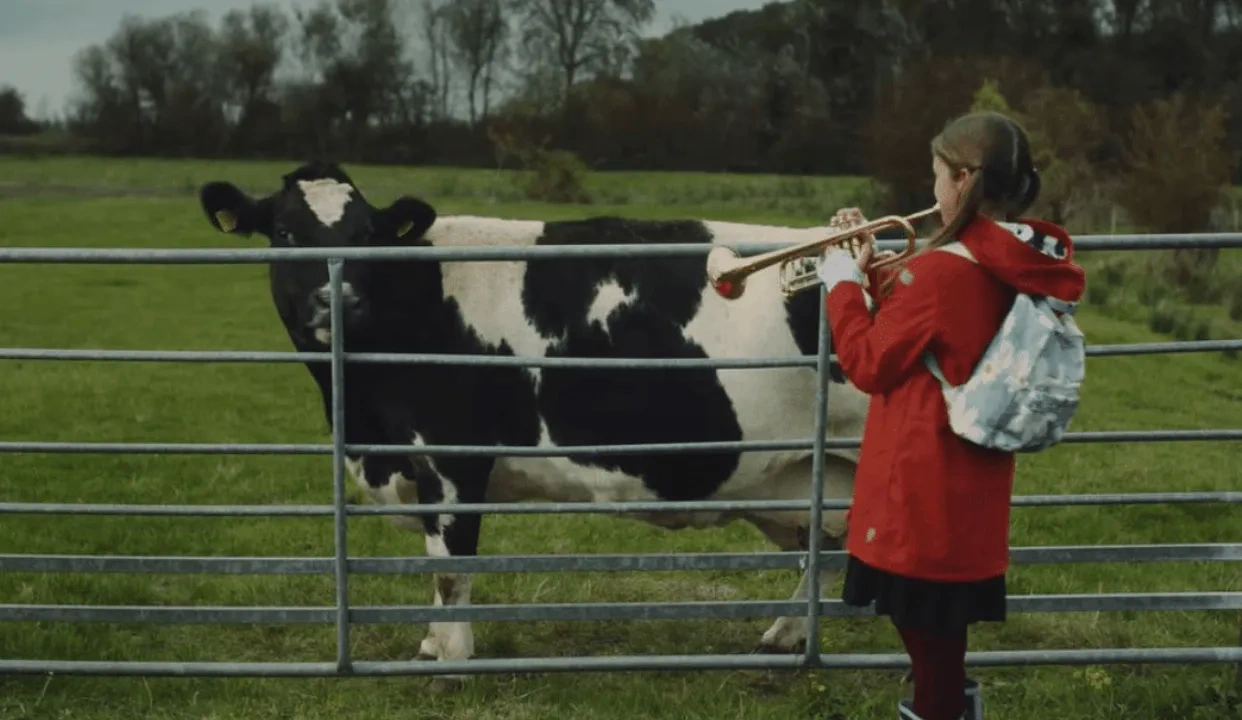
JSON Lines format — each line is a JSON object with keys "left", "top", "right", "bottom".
{"left": 0, "top": 0, "right": 769, "bottom": 118}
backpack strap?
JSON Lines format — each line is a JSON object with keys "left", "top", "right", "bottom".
{"left": 923, "top": 351, "right": 950, "bottom": 386}
{"left": 1043, "top": 296, "right": 1079, "bottom": 316}
{"left": 922, "top": 242, "right": 973, "bottom": 388}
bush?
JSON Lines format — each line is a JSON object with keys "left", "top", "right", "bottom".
{"left": 1018, "top": 84, "right": 1109, "bottom": 229}
{"left": 1117, "top": 93, "right": 1234, "bottom": 294}
{"left": 486, "top": 123, "right": 593, "bottom": 204}
{"left": 1229, "top": 286, "right": 1242, "bottom": 322}
{"left": 1118, "top": 93, "right": 1234, "bottom": 234}
{"left": 522, "top": 148, "right": 593, "bottom": 204}
{"left": 1149, "top": 302, "right": 1180, "bottom": 335}
{"left": 1085, "top": 280, "right": 1114, "bottom": 308}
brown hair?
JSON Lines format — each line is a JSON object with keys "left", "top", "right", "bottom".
{"left": 880, "top": 111, "right": 1040, "bottom": 296}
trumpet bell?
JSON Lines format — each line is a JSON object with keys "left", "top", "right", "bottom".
{"left": 704, "top": 246, "right": 748, "bottom": 300}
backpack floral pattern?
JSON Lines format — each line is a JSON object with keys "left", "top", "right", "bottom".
{"left": 924, "top": 241, "right": 1087, "bottom": 453}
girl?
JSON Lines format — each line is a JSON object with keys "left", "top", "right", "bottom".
{"left": 815, "top": 111, "right": 1087, "bottom": 720}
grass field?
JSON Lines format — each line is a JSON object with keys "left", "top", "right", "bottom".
{"left": 0, "top": 156, "right": 1240, "bottom": 720}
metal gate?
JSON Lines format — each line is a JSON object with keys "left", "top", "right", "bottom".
{"left": 0, "top": 232, "right": 1240, "bottom": 678}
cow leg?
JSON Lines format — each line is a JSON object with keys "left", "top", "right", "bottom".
{"left": 411, "top": 455, "right": 490, "bottom": 685}
{"left": 746, "top": 453, "right": 855, "bottom": 654}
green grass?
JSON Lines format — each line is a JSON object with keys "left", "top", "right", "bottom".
{"left": 0, "top": 155, "right": 879, "bottom": 228}
{"left": 0, "top": 160, "right": 1240, "bottom": 719}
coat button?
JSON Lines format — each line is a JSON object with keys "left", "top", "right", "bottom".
{"left": 865, "top": 527, "right": 876, "bottom": 543}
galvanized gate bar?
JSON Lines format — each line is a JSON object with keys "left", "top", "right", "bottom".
{"left": 0, "top": 340, "right": 1235, "bottom": 366}
{"left": 0, "top": 428, "right": 1238, "bottom": 458}
{"left": 4, "top": 543, "right": 1239, "bottom": 576}
{"left": 803, "top": 285, "right": 831, "bottom": 664}
{"left": 0, "top": 231, "right": 1239, "bottom": 264}
{"left": 0, "top": 348, "right": 819, "bottom": 368}
{"left": 3, "top": 592, "right": 1239, "bottom": 625}
{"left": 1, "top": 491, "right": 1239, "bottom": 518}
{"left": 2, "top": 646, "right": 1241, "bottom": 678}
{"left": 328, "top": 260, "right": 351, "bottom": 672}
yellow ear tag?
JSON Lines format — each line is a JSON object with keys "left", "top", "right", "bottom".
{"left": 396, "top": 220, "right": 414, "bottom": 237}
{"left": 214, "top": 210, "right": 238, "bottom": 233}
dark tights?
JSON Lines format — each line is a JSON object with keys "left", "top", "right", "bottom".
{"left": 897, "top": 623, "right": 968, "bottom": 720}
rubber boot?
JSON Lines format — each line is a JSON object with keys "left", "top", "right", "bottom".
{"left": 899, "top": 697, "right": 968, "bottom": 720}
{"left": 963, "top": 678, "right": 983, "bottom": 720}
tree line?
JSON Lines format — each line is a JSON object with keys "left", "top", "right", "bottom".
{"left": 1, "top": 0, "right": 1240, "bottom": 232}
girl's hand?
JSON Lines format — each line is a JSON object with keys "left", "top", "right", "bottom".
{"left": 828, "top": 207, "right": 877, "bottom": 274}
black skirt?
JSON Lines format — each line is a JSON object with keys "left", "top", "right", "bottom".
{"left": 841, "top": 555, "right": 1007, "bottom": 632}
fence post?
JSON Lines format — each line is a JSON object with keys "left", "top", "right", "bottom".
{"left": 328, "top": 259, "right": 352, "bottom": 673}
{"left": 803, "top": 285, "right": 832, "bottom": 666}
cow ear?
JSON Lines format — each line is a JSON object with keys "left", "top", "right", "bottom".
{"left": 199, "top": 182, "right": 270, "bottom": 237}
{"left": 378, "top": 196, "right": 436, "bottom": 244}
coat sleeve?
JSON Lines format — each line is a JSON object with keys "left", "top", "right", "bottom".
{"left": 824, "top": 275, "right": 942, "bottom": 395}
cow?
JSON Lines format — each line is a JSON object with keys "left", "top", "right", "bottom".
{"left": 197, "top": 162, "right": 870, "bottom": 676}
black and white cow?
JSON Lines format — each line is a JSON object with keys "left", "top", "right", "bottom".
{"left": 198, "top": 162, "right": 869, "bottom": 671}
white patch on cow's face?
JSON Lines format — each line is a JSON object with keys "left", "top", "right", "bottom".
{"left": 587, "top": 280, "right": 636, "bottom": 335}
{"left": 297, "top": 178, "right": 354, "bottom": 227}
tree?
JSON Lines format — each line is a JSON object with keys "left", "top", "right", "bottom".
{"left": 293, "top": 0, "right": 414, "bottom": 149}
{"left": 0, "top": 86, "right": 39, "bottom": 135}
{"left": 218, "top": 4, "right": 290, "bottom": 120}
{"left": 1119, "top": 92, "right": 1234, "bottom": 233}
{"left": 414, "top": 0, "right": 456, "bottom": 120}
{"left": 511, "top": 0, "right": 656, "bottom": 102}
{"left": 444, "top": 0, "right": 509, "bottom": 124}
{"left": 1019, "top": 84, "right": 1108, "bottom": 227}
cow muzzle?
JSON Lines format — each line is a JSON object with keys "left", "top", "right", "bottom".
{"left": 306, "top": 282, "right": 367, "bottom": 344}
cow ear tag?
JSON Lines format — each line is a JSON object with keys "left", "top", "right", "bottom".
{"left": 215, "top": 210, "right": 238, "bottom": 233}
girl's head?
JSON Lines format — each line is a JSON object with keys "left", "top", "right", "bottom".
{"left": 926, "top": 111, "right": 1040, "bottom": 248}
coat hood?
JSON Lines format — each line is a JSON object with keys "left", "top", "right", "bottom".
{"left": 957, "top": 215, "right": 1087, "bottom": 303}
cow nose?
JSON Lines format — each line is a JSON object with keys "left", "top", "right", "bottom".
{"left": 312, "top": 285, "right": 361, "bottom": 314}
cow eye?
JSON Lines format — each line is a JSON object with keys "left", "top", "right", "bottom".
{"left": 274, "top": 227, "right": 294, "bottom": 245}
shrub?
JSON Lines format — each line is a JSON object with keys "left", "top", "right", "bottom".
{"left": 1118, "top": 93, "right": 1234, "bottom": 234}
{"left": 522, "top": 148, "right": 593, "bottom": 204}
{"left": 485, "top": 123, "right": 592, "bottom": 204}
{"left": 1085, "top": 280, "right": 1113, "bottom": 308}
{"left": 1017, "top": 84, "right": 1109, "bottom": 229}
{"left": 1148, "top": 302, "right": 1180, "bottom": 335}
{"left": 1116, "top": 93, "right": 1235, "bottom": 289}
{"left": 1229, "top": 286, "right": 1242, "bottom": 322}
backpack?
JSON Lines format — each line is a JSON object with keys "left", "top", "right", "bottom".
{"left": 921, "top": 241, "right": 1086, "bottom": 453}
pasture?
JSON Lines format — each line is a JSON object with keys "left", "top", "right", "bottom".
{"left": 0, "top": 155, "right": 1240, "bottom": 720}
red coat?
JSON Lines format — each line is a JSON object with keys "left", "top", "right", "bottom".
{"left": 825, "top": 215, "right": 1087, "bottom": 582}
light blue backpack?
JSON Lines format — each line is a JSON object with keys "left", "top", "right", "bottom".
{"left": 922, "top": 242, "right": 1086, "bottom": 453}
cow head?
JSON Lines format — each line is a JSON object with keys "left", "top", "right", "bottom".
{"left": 198, "top": 162, "right": 437, "bottom": 347}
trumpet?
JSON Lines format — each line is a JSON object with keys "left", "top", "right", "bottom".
{"left": 706, "top": 205, "right": 941, "bottom": 300}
